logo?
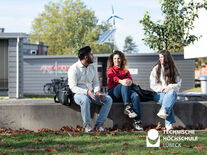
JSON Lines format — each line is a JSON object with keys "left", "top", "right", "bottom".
{"left": 146, "top": 129, "right": 160, "bottom": 147}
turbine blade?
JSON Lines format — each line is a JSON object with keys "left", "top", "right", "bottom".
{"left": 105, "top": 16, "right": 113, "bottom": 22}
{"left": 112, "top": 6, "right": 114, "bottom": 14}
{"left": 114, "top": 15, "right": 123, "bottom": 20}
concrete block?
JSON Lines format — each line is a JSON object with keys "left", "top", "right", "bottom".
{"left": 0, "top": 99, "right": 207, "bottom": 130}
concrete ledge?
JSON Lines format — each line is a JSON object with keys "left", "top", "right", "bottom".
{"left": 0, "top": 99, "right": 207, "bottom": 130}
{"left": 178, "top": 93, "right": 207, "bottom": 101}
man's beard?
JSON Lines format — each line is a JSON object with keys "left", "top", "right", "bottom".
{"left": 87, "top": 57, "right": 93, "bottom": 64}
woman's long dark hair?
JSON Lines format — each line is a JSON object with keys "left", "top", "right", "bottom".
{"left": 107, "top": 50, "right": 128, "bottom": 70}
{"left": 155, "top": 50, "right": 181, "bottom": 85}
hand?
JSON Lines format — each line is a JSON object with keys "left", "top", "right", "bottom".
{"left": 162, "top": 86, "right": 171, "bottom": 93}
{"left": 87, "top": 89, "right": 96, "bottom": 100}
{"left": 95, "top": 91, "right": 104, "bottom": 101}
{"left": 119, "top": 79, "right": 132, "bottom": 86}
{"left": 126, "top": 78, "right": 132, "bottom": 86}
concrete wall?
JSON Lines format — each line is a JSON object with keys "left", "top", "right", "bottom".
{"left": 0, "top": 99, "right": 206, "bottom": 130}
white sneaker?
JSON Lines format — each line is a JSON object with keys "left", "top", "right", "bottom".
{"left": 157, "top": 109, "right": 168, "bottom": 119}
{"left": 84, "top": 124, "right": 92, "bottom": 133}
{"left": 98, "top": 126, "right": 104, "bottom": 132}
{"left": 124, "top": 105, "right": 137, "bottom": 118}
{"left": 94, "top": 124, "right": 105, "bottom": 132}
{"left": 166, "top": 123, "right": 173, "bottom": 132}
{"left": 133, "top": 120, "right": 144, "bottom": 131}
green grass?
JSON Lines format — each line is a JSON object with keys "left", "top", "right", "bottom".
{"left": 183, "top": 87, "right": 201, "bottom": 93}
{"left": 23, "top": 95, "right": 54, "bottom": 99}
{"left": 0, "top": 97, "right": 9, "bottom": 100}
{"left": 0, "top": 95, "right": 54, "bottom": 100}
{"left": 0, "top": 131, "right": 206, "bottom": 154}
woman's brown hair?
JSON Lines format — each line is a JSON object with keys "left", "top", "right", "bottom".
{"left": 107, "top": 50, "right": 128, "bottom": 70}
{"left": 155, "top": 50, "right": 181, "bottom": 85}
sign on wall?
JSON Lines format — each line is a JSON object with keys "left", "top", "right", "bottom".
{"left": 129, "top": 68, "right": 138, "bottom": 75}
{"left": 40, "top": 65, "right": 70, "bottom": 75}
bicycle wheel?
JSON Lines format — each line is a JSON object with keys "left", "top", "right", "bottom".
{"left": 43, "top": 83, "right": 54, "bottom": 94}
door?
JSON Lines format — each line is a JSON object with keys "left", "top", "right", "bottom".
{"left": 0, "top": 39, "right": 8, "bottom": 90}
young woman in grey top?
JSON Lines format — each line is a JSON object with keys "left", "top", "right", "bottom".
{"left": 150, "top": 50, "right": 182, "bottom": 131}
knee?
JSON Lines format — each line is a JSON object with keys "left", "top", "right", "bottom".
{"left": 121, "top": 85, "right": 130, "bottom": 89}
{"left": 74, "top": 95, "right": 90, "bottom": 106}
{"left": 131, "top": 92, "right": 140, "bottom": 102}
{"left": 82, "top": 95, "right": 90, "bottom": 104}
{"left": 132, "top": 92, "right": 139, "bottom": 98}
{"left": 121, "top": 85, "right": 131, "bottom": 92}
{"left": 167, "top": 89, "right": 177, "bottom": 97}
{"left": 104, "top": 95, "right": 113, "bottom": 105}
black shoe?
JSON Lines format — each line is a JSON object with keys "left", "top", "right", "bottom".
{"left": 133, "top": 120, "right": 144, "bottom": 131}
{"left": 124, "top": 105, "right": 137, "bottom": 118}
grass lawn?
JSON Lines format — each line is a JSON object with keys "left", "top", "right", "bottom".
{"left": 0, "top": 131, "right": 206, "bottom": 154}
{"left": 183, "top": 87, "right": 201, "bottom": 93}
{"left": 23, "top": 95, "right": 54, "bottom": 99}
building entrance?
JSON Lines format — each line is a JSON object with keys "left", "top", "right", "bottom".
{"left": 0, "top": 39, "right": 8, "bottom": 90}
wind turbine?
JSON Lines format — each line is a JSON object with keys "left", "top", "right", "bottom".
{"left": 106, "top": 6, "right": 123, "bottom": 28}
{"left": 105, "top": 6, "right": 123, "bottom": 51}
{"left": 97, "top": 6, "right": 123, "bottom": 52}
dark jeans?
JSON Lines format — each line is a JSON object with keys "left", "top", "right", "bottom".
{"left": 108, "top": 84, "right": 141, "bottom": 121}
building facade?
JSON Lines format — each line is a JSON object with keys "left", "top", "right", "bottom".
{"left": 23, "top": 53, "right": 195, "bottom": 95}
{"left": 0, "top": 31, "right": 48, "bottom": 98}
{"left": 0, "top": 32, "right": 27, "bottom": 97}
{"left": 0, "top": 30, "right": 195, "bottom": 98}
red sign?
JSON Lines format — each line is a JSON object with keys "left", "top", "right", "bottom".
{"left": 40, "top": 65, "right": 70, "bottom": 71}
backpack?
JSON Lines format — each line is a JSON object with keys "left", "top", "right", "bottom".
{"left": 54, "top": 85, "right": 74, "bottom": 106}
{"left": 131, "top": 83, "right": 154, "bottom": 102}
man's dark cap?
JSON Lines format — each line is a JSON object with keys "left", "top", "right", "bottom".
{"left": 78, "top": 46, "right": 91, "bottom": 59}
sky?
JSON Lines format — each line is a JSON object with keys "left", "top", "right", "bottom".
{"left": 0, "top": 0, "right": 163, "bottom": 53}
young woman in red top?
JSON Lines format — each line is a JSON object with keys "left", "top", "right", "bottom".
{"left": 107, "top": 50, "right": 143, "bottom": 131}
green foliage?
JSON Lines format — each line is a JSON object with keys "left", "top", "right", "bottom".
{"left": 140, "top": 0, "right": 207, "bottom": 52}
{"left": 123, "top": 35, "right": 138, "bottom": 53}
{"left": 29, "top": 0, "right": 113, "bottom": 55}
{"left": 195, "top": 58, "right": 207, "bottom": 70}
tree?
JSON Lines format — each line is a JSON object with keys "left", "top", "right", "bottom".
{"left": 123, "top": 36, "right": 138, "bottom": 53}
{"left": 29, "top": 0, "right": 113, "bottom": 55}
{"left": 140, "top": 0, "right": 207, "bottom": 52}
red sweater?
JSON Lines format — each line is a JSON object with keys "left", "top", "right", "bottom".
{"left": 107, "top": 66, "right": 133, "bottom": 90}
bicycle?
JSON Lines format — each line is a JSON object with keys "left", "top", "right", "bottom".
{"left": 43, "top": 77, "right": 68, "bottom": 94}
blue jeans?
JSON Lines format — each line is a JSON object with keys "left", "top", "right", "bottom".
{"left": 108, "top": 84, "right": 141, "bottom": 121}
{"left": 74, "top": 93, "right": 112, "bottom": 127}
{"left": 153, "top": 89, "right": 177, "bottom": 126}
